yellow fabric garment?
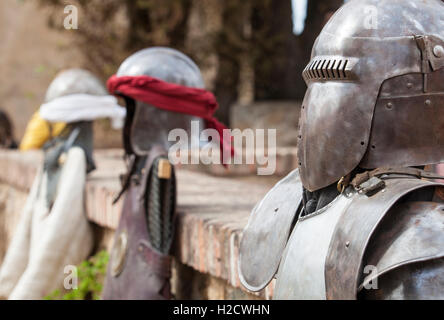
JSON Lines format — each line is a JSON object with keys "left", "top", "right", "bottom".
{"left": 19, "top": 111, "right": 66, "bottom": 151}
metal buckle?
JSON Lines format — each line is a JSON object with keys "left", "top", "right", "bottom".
{"left": 337, "top": 177, "right": 346, "bottom": 193}
{"left": 337, "top": 174, "right": 351, "bottom": 193}
{"left": 356, "top": 176, "right": 386, "bottom": 197}
{"left": 158, "top": 159, "right": 172, "bottom": 179}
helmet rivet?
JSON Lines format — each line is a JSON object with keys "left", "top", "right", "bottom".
{"left": 433, "top": 45, "right": 444, "bottom": 58}
{"left": 386, "top": 102, "right": 393, "bottom": 109}
{"left": 406, "top": 82, "right": 413, "bottom": 89}
{"left": 425, "top": 99, "right": 432, "bottom": 106}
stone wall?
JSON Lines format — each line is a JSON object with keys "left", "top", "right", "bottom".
{"left": 0, "top": 185, "right": 28, "bottom": 265}
{"left": 231, "top": 101, "right": 302, "bottom": 148}
{"left": 0, "top": 149, "right": 298, "bottom": 299}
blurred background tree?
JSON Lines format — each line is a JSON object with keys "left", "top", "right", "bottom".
{"left": 38, "top": 0, "right": 343, "bottom": 125}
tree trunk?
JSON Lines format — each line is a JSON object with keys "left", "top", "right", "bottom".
{"left": 254, "top": 0, "right": 343, "bottom": 101}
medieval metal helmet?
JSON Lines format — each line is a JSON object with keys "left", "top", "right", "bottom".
{"left": 45, "top": 68, "right": 107, "bottom": 102}
{"left": 298, "top": 0, "right": 444, "bottom": 192}
{"left": 43, "top": 69, "right": 108, "bottom": 173}
{"left": 115, "top": 47, "right": 206, "bottom": 156}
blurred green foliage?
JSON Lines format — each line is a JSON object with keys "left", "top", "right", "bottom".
{"left": 44, "top": 250, "right": 109, "bottom": 300}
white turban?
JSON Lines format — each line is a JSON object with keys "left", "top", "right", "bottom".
{"left": 39, "top": 94, "right": 126, "bottom": 129}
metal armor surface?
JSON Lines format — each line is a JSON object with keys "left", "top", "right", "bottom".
{"left": 360, "top": 258, "right": 444, "bottom": 300}
{"left": 239, "top": 169, "right": 302, "bottom": 291}
{"left": 116, "top": 47, "right": 205, "bottom": 156}
{"left": 45, "top": 68, "right": 107, "bottom": 102}
{"left": 298, "top": 0, "right": 444, "bottom": 191}
{"left": 102, "top": 147, "right": 176, "bottom": 299}
{"left": 243, "top": 0, "right": 444, "bottom": 301}
{"left": 358, "top": 202, "right": 444, "bottom": 299}
{"left": 325, "top": 178, "right": 443, "bottom": 300}
{"left": 360, "top": 69, "right": 444, "bottom": 168}
{"left": 273, "top": 177, "right": 444, "bottom": 300}
{"left": 274, "top": 192, "right": 351, "bottom": 299}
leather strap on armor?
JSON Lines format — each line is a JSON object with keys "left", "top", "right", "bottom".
{"left": 351, "top": 167, "right": 444, "bottom": 190}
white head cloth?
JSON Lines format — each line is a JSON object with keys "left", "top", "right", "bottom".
{"left": 39, "top": 94, "right": 126, "bottom": 129}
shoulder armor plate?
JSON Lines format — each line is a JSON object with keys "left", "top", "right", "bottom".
{"left": 325, "top": 178, "right": 444, "bottom": 299}
{"left": 239, "top": 169, "right": 302, "bottom": 291}
{"left": 359, "top": 201, "right": 444, "bottom": 295}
